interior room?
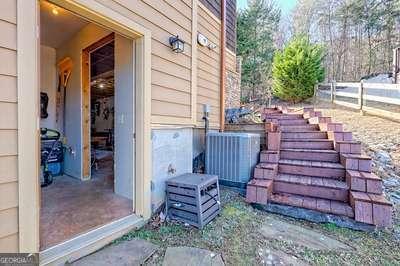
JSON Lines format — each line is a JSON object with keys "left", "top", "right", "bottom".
{"left": 39, "top": 0, "right": 135, "bottom": 250}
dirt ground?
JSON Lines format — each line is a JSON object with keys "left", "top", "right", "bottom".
{"left": 116, "top": 101, "right": 400, "bottom": 265}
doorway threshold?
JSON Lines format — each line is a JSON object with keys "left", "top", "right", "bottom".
{"left": 40, "top": 214, "right": 145, "bottom": 265}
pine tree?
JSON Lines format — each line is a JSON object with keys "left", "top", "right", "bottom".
{"left": 272, "top": 36, "right": 325, "bottom": 103}
{"left": 237, "top": 0, "right": 280, "bottom": 102}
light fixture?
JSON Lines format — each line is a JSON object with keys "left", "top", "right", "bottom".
{"left": 98, "top": 83, "right": 105, "bottom": 89}
{"left": 52, "top": 7, "right": 59, "bottom": 15}
{"left": 169, "top": 35, "right": 185, "bottom": 53}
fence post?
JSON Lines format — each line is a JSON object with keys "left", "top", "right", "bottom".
{"left": 358, "top": 80, "right": 365, "bottom": 115}
{"left": 330, "top": 80, "right": 336, "bottom": 103}
{"left": 313, "top": 83, "right": 318, "bottom": 105}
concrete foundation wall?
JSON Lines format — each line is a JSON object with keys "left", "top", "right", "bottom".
{"left": 151, "top": 128, "right": 193, "bottom": 212}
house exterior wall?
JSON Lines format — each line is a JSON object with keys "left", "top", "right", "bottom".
{"left": 0, "top": 0, "right": 236, "bottom": 252}
{"left": 196, "top": 5, "right": 221, "bottom": 127}
{"left": 0, "top": 0, "right": 19, "bottom": 252}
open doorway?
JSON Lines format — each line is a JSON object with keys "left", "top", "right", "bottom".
{"left": 39, "top": 1, "right": 135, "bottom": 251}
{"left": 88, "top": 37, "right": 115, "bottom": 187}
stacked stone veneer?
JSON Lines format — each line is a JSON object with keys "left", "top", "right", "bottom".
{"left": 225, "top": 70, "right": 241, "bottom": 109}
{"left": 246, "top": 106, "right": 393, "bottom": 227}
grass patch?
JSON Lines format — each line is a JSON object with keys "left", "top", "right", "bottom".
{"left": 116, "top": 188, "right": 400, "bottom": 265}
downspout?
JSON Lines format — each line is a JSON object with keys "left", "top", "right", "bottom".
{"left": 219, "top": 0, "right": 226, "bottom": 132}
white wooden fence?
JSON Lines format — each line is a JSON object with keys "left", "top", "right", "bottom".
{"left": 315, "top": 81, "right": 400, "bottom": 122}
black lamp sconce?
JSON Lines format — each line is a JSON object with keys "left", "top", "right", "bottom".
{"left": 169, "top": 35, "right": 185, "bottom": 53}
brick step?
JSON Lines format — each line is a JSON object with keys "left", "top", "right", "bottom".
{"left": 281, "top": 139, "right": 334, "bottom": 150}
{"left": 246, "top": 179, "right": 273, "bottom": 205}
{"left": 262, "top": 109, "right": 282, "bottom": 120}
{"left": 335, "top": 141, "right": 362, "bottom": 154}
{"left": 281, "top": 131, "right": 327, "bottom": 139}
{"left": 273, "top": 174, "right": 349, "bottom": 202}
{"left": 319, "top": 122, "right": 343, "bottom": 132}
{"left": 270, "top": 193, "right": 354, "bottom": 218}
{"left": 280, "top": 148, "right": 339, "bottom": 162}
{"left": 264, "top": 114, "right": 304, "bottom": 119}
{"left": 340, "top": 154, "right": 372, "bottom": 172}
{"left": 309, "top": 116, "right": 332, "bottom": 124}
{"left": 260, "top": 150, "right": 279, "bottom": 163}
{"left": 254, "top": 163, "right": 278, "bottom": 180}
{"left": 279, "top": 124, "right": 319, "bottom": 132}
{"left": 303, "top": 111, "right": 322, "bottom": 119}
{"left": 350, "top": 191, "right": 392, "bottom": 227}
{"left": 278, "top": 159, "right": 345, "bottom": 179}
{"left": 276, "top": 119, "right": 308, "bottom": 125}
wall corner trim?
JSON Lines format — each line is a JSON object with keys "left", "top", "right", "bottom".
{"left": 191, "top": 0, "right": 198, "bottom": 124}
{"left": 17, "top": 0, "right": 40, "bottom": 252}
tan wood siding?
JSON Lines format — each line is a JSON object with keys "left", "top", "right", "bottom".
{"left": 0, "top": 48, "right": 17, "bottom": 76}
{"left": 96, "top": 0, "right": 194, "bottom": 124}
{"left": 0, "top": 233, "right": 18, "bottom": 253}
{"left": 0, "top": 0, "right": 18, "bottom": 252}
{"left": 0, "top": 181, "right": 18, "bottom": 212}
{"left": 0, "top": 208, "right": 18, "bottom": 239}
{"left": 0, "top": 156, "right": 17, "bottom": 184}
{"left": 0, "top": 20, "right": 17, "bottom": 50}
{"left": 0, "top": 0, "right": 239, "bottom": 253}
{"left": 0, "top": 75, "right": 17, "bottom": 103}
{"left": 0, "top": 0, "right": 17, "bottom": 24}
{"left": 197, "top": 5, "right": 221, "bottom": 128}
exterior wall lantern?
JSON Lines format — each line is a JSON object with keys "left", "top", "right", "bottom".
{"left": 169, "top": 35, "right": 185, "bottom": 53}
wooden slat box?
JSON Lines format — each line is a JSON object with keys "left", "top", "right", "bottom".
{"left": 166, "top": 173, "right": 221, "bottom": 229}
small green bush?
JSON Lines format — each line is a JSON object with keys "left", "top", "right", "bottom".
{"left": 272, "top": 36, "right": 325, "bottom": 103}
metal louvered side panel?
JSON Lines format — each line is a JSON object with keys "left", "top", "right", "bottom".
{"left": 205, "top": 132, "right": 260, "bottom": 187}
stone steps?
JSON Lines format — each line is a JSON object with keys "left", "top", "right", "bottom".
{"left": 280, "top": 148, "right": 339, "bottom": 163}
{"left": 273, "top": 174, "right": 349, "bottom": 202}
{"left": 281, "top": 139, "right": 334, "bottom": 150}
{"left": 270, "top": 193, "right": 354, "bottom": 218}
{"left": 278, "top": 159, "right": 345, "bottom": 180}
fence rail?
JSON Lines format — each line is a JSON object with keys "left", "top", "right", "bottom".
{"left": 316, "top": 81, "right": 400, "bottom": 122}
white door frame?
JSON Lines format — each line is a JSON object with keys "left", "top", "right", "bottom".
{"left": 17, "top": 0, "right": 152, "bottom": 253}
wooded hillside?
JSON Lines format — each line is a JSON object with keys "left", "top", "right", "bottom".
{"left": 291, "top": 0, "right": 400, "bottom": 82}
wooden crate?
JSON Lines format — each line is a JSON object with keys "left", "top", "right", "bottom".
{"left": 166, "top": 173, "right": 221, "bottom": 229}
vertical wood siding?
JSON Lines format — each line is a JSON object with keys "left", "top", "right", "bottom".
{"left": 0, "top": 0, "right": 19, "bottom": 252}
{"left": 225, "top": 0, "right": 236, "bottom": 52}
